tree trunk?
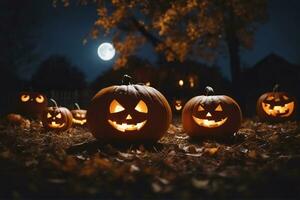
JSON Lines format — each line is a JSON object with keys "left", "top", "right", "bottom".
{"left": 226, "top": 27, "right": 241, "bottom": 93}
{"left": 225, "top": 10, "right": 245, "bottom": 109}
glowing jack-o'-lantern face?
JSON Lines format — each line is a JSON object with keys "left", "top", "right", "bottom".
{"left": 257, "top": 88, "right": 296, "bottom": 122}
{"left": 46, "top": 112, "right": 66, "bottom": 128}
{"left": 174, "top": 100, "right": 183, "bottom": 111}
{"left": 108, "top": 99, "right": 148, "bottom": 132}
{"left": 87, "top": 75, "right": 172, "bottom": 143}
{"left": 42, "top": 99, "right": 73, "bottom": 131}
{"left": 17, "top": 92, "right": 48, "bottom": 118}
{"left": 182, "top": 86, "right": 242, "bottom": 139}
{"left": 72, "top": 112, "right": 87, "bottom": 125}
{"left": 192, "top": 104, "right": 228, "bottom": 128}
{"left": 71, "top": 104, "right": 87, "bottom": 126}
{"left": 262, "top": 96, "right": 294, "bottom": 117}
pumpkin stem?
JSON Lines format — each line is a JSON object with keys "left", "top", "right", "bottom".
{"left": 273, "top": 84, "right": 280, "bottom": 92}
{"left": 50, "top": 99, "right": 58, "bottom": 108}
{"left": 74, "top": 103, "right": 80, "bottom": 110}
{"left": 122, "top": 74, "right": 133, "bottom": 85}
{"left": 205, "top": 86, "right": 214, "bottom": 96}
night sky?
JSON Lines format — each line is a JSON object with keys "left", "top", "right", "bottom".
{"left": 31, "top": 0, "right": 300, "bottom": 81}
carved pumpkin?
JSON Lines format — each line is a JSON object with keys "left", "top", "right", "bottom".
{"left": 17, "top": 92, "right": 48, "bottom": 118}
{"left": 71, "top": 103, "right": 87, "bottom": 126}
{"left": 182, "top": 86, "right": 242, "bottom": 139}
{"left": 6, "top": 113, "right": 30, "bottom": 128}
{"left": 257, "top": 85, "right": 296, "bottom": 122}
{"left": 41, "top": 99, "right": 73, "bottom": 131}
{"left": 87, "top": 75, "right": 172, "bottom": 143}
{"left": 173, "top": 99, "right": 185, "bottom": 112}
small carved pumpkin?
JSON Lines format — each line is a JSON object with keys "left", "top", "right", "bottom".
{"left": 173, "top": 99, "right": 185, "bottom": 112}
{"left": 71, "top": 103, "right": 87, "bottom": 126}
{"left": 17, "top": 92, "right": 48, "bottom": 118}
{"left": 41, "top": 99, "right": 73, "bottom": 131}
{"left": 182, "top": 86, "right": 242, "bottom": 139}
{"left": 87, "top": 75, "right": 172, "bottom": 143}
{"left": 257, "top": 84, "right": 296, "bottom": 122}
{"left": 6, "top": 113, "right": 30, "bottom": 128}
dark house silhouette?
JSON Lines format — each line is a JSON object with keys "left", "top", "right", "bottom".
{"left": 242, "top": 53, "right": 300, "bottom": 117}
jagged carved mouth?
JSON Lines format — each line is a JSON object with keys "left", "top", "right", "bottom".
{"left": 192, "top": 116, "right": 228, "bottom": 128}
{"left": 73, "top": 118, "right": 87, "bottom": 125}
{"left": 262, "top": 102, "right": 294, "bottom": 117}
{"left": 108, "top": 120, "right": 147, "bottom": 132}
{"left": 48, "top": 121, "right": 65, "bottom": 128}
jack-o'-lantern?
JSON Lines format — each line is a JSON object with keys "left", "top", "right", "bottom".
{"left": 17, "top": 92, "right": 48, "bottom": 118}
{"left": 41, "top": 99, "right": 73, "bottom": 131}
{"left": 257, "top": 84, "right": 296, "bottom": 122}
{"left": 173, "top": 99, "right": 185, "bottom": 112}
{"left": 182, "top": 86, "right": 242, "bottom": 139}
{"left": 87, "top": 75, "right": 172, "bottom": 143}
{"left": 71, "top": 103, "right": 87, "bottom": 126}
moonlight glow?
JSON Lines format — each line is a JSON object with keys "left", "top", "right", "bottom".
{"left": 97, "top": 42, "right": 115, "bottom": 61}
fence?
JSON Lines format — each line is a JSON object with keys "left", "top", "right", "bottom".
{"left": 45, "top": 90, "right": 93, "bottom": 109}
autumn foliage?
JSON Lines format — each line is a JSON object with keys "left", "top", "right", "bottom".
{"left": 53, "top": 0, "right": 267, "bottom": 71}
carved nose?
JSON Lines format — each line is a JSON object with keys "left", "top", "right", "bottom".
{"left": 126, "top": 114, "right": 132, "bottom": 120}
{"left": 206, "top": 112, "right": 212, "bottom": 117}
{"left": 275, "top": 98, "right": 280, "bottom": 102}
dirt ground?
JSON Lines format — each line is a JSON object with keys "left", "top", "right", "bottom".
{"left": 0, "top": 117, "right": 300, "bottom": 199}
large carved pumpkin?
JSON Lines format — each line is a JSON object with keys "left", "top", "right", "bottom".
{"left": 41, "top": 99, "right": 73, "bottom": 131}
{"left": 257, "top": 85, "right": 297, "bottom": 122}
{"left": 87, "top": 75, "right": 172, "bottom": 143}
{"left": 182, "top": 86, "right": 242, "bottom": 139}
{"left": 17, "top": 92, "right": 48, "bottom": 118}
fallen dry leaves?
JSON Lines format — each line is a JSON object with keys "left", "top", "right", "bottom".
{"left": 0, "top": 118, "right": 299, "bottom": 199}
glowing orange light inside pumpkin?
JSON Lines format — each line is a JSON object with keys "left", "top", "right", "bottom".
{"left": 108, "top": 99, "right": 148, "bottom": 132}
{"left": 262, "top": 102, "right": 294, "bottom": 117}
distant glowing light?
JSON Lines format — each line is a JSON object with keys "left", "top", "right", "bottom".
{"left": 189, "top": 77, "right": 195, "bottom": 88}
{"left": 178, "top": 80, "right": 184, "bottom": 86}
{"left": 97, "top": 42, "right": 115, "bottom": 61}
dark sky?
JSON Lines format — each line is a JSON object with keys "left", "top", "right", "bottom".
{"left": 32, "top": 0, "right": 300, "bottom": 81}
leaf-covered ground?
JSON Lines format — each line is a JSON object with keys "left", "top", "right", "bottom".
{"left": 0, "top": 117, "right": 300, "bottom": 199}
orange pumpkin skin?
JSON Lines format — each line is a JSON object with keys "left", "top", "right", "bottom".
{"left": 87, "top": 84, "right": 172, "bottom": 143}
{"left": 17, "top": 92, "right": 48, "bottom": 118}
{"left": 256, "top": 91, "right": 297, "bottom": 122}
{"left": 41, "top": 100, "right": 73, "bottom": 131}
{"left": 182, "top": 87, "right": 242, "bottom": 139}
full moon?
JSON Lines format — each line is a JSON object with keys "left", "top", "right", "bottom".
{"left": 97, "top": 42, "right": 115, "bottom": 61}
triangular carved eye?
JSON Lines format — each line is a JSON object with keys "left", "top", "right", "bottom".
{"left": 56, "top": 113, "right": 62, "bottom": 118}
{"left": 215, "top": 105, "right": 223, "bottom": 111}
{"left": 266, "top": 96, "right": 274, "bottom": 101}
{"left": 198, "top": 105, "right": 205, "bottom": 111}
{"left": 110, "top": 100, "right": 125, "bottom": 113}
{"left": 283, "top": 95, "right": 289, "bottom": 100}
{"left": 47, "top": 113, "right": 52, "bottom": 118}
{"left": 135, "top": 100, "right": 148, "bottom": 113}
